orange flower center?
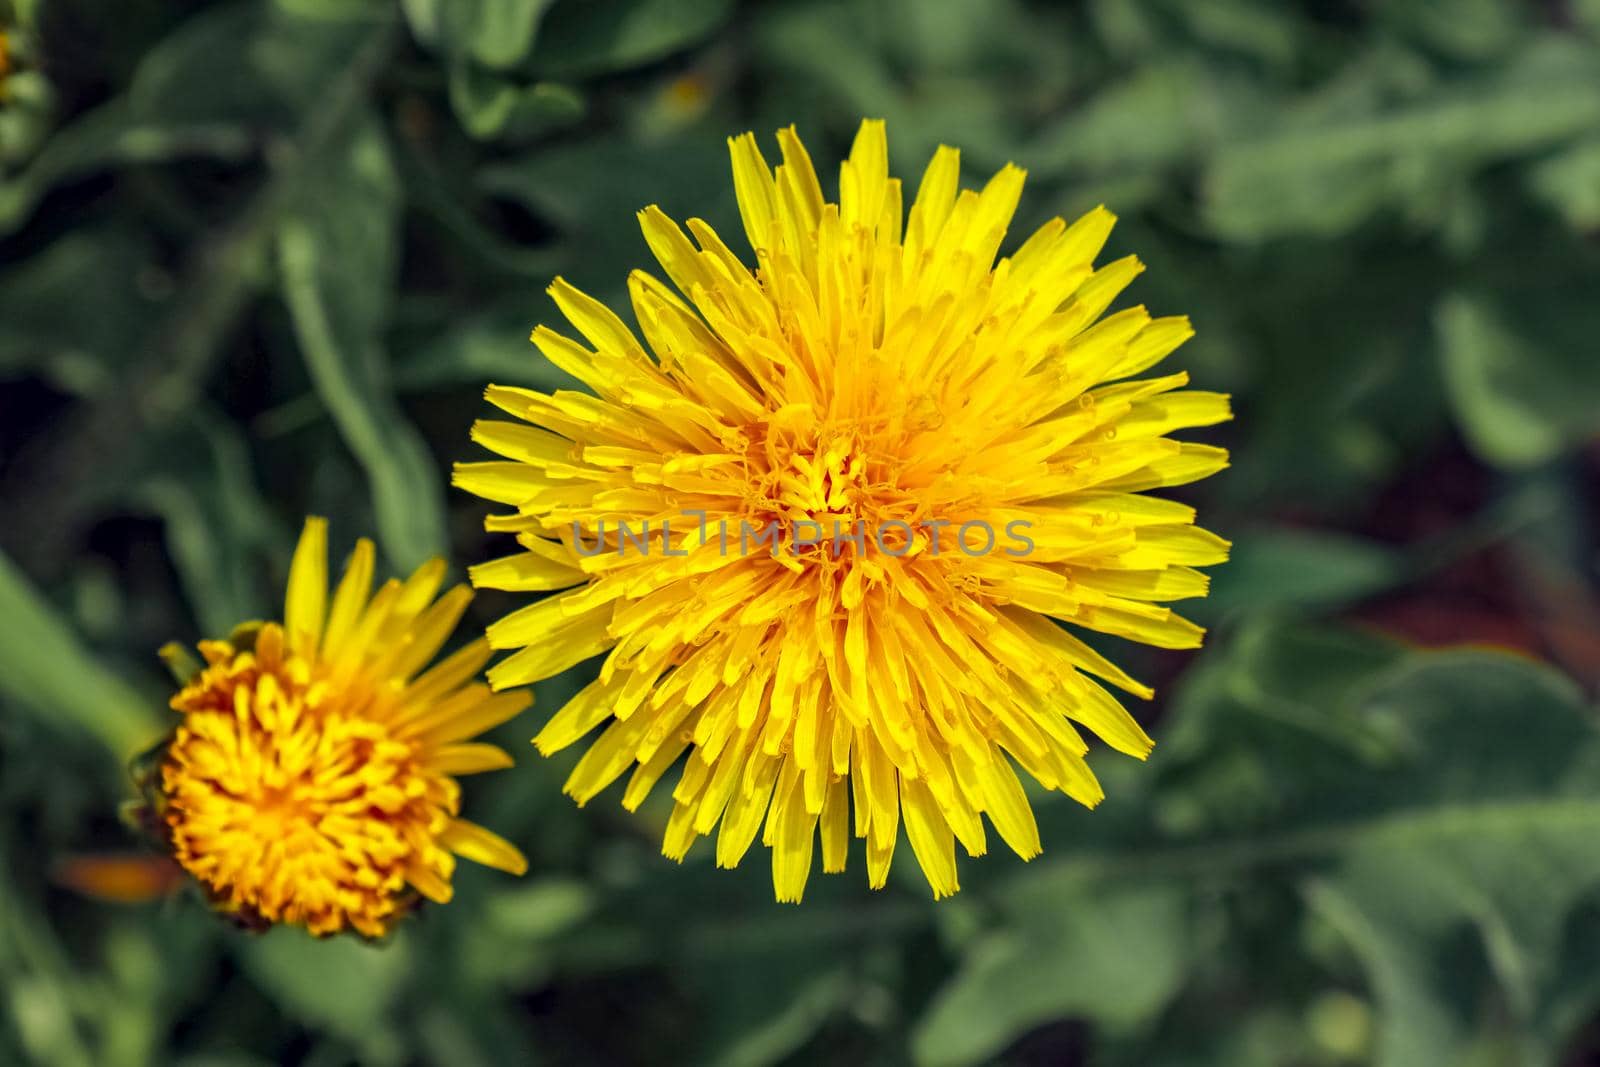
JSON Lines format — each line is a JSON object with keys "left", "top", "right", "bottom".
{"left": 160, "top": 624, "right": 459, "bottom": 937}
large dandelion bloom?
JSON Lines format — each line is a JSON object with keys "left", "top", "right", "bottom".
{"left": 456, "top": 120, "right": 1230, "bottom": 901}
{"left": 146, "top": 518, "right": 531, "bottom": 936}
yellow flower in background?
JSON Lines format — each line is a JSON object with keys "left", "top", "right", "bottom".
{"left": 148, "top": 518, "right": 530, "bottom": 937}
{"left": 455, "top": 120, "right": 1230, "bottom": 901}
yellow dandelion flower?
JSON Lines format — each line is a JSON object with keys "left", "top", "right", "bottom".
{"left": 455, "top": 120, "right": 1230, "bottom": 902}
{"left": 147, "top": 518, "right": 531, "bottom": 937}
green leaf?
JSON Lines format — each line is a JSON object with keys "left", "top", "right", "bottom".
{"left": 390, "top": 135, "right": 565, "bottom": 280}
{"left": 0, "top": 0, "right": 379, "bottom": 235}
{"left": 1172, "top": 641, "right": 1600, "bottom": 1064}
{"left": 878, "top": 0, "right": 1042, "bottom": 71}
{"left": 1203, "top": 40, "right": 1600, "bottom": 241}
{"left": 707, "top": 968, "right": 853, "bottom": 1067}
{"left": 1300, "top": 654, "right": 1600, "bottom": 1066}
{"left": 484, "top": 878, "right": 595, "bottom": 941}
{"left": 1156, "top": 619, "right": 1410, "bottom": 777}
{"left": 676, "top": 935, "right": 858, "bottom": 1067}
{"left": 127, "top": 0, "right": 381, "bottom": 127}
{"left": 1436, "top": 290, "right": 1600, "bottom": 468}
{"left": 1200, "top": 527, "right": 1407, "bottom": 620}
{"left": 446, "top": 62, "right": 584, "bottom": 141}
{"left": 0, "top": 100, "right": 251, "bottom": 237}
{"left": 920, "top": 625, "right": 1600, "bottom": 1062}
{"left": 0, "top": 68, "right": 57, "bottom": 167}
{"left": 120, "top": 411, "right": 277, "bottom": 636}
{"left": 277, "top": 116, "right": 447, "bottom": 571}
{"left": 0, "top": 228, "right": 160, "bottom": 392}
{"left": 1022, "top": 61, "right": 1232, "bottom": 182}
{"left": 1169, "top": 0, "right": 1304, "bottom": 69}
{"left": 238, "top": 927, "right": 409, "bottom": 1056}
{"left": 477, "top": 128, "right": 732, "bottom": 287}
{"left": 913, "top": 882, "right": 1188, "bottom": 1067}
{"left": 1376, "top": 0, "right": 1529, "bottom": 61}
{"left": 527, "top": 0, "right": 735, "bottom": 78}
{"left": 1527, "top": 135, "right": 1600, "bottom": 231}
{"left": 404, "top": 0, "right": 556, "bottom": 70}
{"left": 394, "top": 307, "right": 585, "bottom": 393}
{"left": 0, "top": 551, "right": 164, "bottom": 759}
{"left": 275, "top": 0, "right": 388, "bottom": 20}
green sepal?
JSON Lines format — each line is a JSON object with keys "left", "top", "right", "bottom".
{"left": 227, "top": 621, "right": 264, "bottom": 653}
{"left": 158, "top": 642, "right": 204, "bottom": 686}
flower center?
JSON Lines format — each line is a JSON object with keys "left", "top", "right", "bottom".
{"left": 160, "top": 626, "right": 460, "bottom": 937}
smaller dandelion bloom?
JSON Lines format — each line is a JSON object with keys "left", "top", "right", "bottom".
{"left": 140, "top": 518, "right": 531, "bottom": 938}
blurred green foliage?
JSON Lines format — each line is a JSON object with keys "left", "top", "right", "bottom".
{"left": 2, "top": 0, "right": 1599, "bottom": 1064}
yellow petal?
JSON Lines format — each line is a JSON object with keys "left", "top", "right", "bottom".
{"left": 406, "top": 861, "right": 454, "bottom": 903}
{"left": 901, "top": 776, "right": 958, "bottom": 899}
{"left": 840, "top": 117, "right": 888, "bottom": 231}
{"left": 321, "top": 537, "right": 374, "bottom": 659}
{"left": 440, "top": 819, "right": 528, "bottom": 876}
{"left": 728, "top": 131, "right": 777, "bottom": 253}
{"left": 403, "top": 637, "right": 493, "bottom": 708}
{"left": 470, "top": 551, "right": 585, "bottom": 592}
{"left": 770, "top": 767, "right": 819, "bottom": 904}
{"left": 283, "top": 517, "right": 328, "bottom": 657}
{"left": 414, "top": 689, "right": 532, "bottom": 746}
{"left": 425, "top": 742, "right": 515, "bottom": 776}
{"left": 906, "top": 144, "right": 960, "bottom": 255}
{"left": 380, "top": 584, "right": 474, "bottom": 682}
{"left": 820, "top": 774, "right": 849, "bottom": 874}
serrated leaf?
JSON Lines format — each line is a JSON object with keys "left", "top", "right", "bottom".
{"left": 1301, "top": 654, "right": 1600, "bottom": 1066}
{"left": 920, "top": 626, "right": 1600, "bottom": 1063}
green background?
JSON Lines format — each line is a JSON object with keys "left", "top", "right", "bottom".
{"left": 3, "top": 0, "right": 1600, "bottom": 1064}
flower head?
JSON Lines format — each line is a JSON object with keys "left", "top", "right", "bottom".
{"left": 147, "top": 518, "right": 530, "bottom": 937}
{"left": 456, "top": 120, "right": 1230, "bottom": 901}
